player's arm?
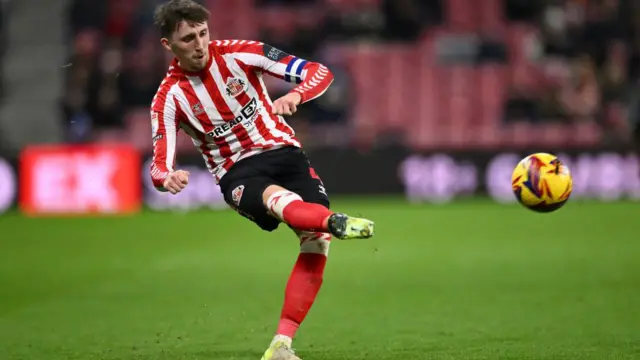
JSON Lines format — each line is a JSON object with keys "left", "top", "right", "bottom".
{"left": 150, "top": 89, "right": 189, "bottom": 194}
{"left": 256, "top": 44, "right": 334, "bottom": 104}
{"left": 226, "top": 41, "right": 334, "bottom": 109}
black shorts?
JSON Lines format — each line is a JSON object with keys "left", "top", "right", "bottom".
{"left": 218, "top": 146, "right": 330, "bottom": 232}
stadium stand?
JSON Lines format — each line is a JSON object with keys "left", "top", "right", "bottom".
{"left": 63, "top": 0, "right": 640, "bottom": 151}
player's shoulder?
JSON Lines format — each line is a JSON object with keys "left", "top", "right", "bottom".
{"left": 210, "top": 39, "right": 265, "bottom": 54}
{"left": 211, "top": 40, "right": 293, "bottom": 63}
{"left": 155, "top": 71, "right": 182, "bottom": 96}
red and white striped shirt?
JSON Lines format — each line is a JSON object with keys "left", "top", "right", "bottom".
{"left": 149, "top": 40, "right": 334, "bottom": 189}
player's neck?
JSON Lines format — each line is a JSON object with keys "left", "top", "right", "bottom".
{"left": 178, "top": 62, "right": 204, "bottom": 73}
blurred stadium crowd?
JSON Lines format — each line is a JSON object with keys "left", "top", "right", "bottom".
{"left": 0, "top": 0, "right": 7, "bottom": 100}
{"left": 61, "top": 0, "right": 640, "bottom": 153}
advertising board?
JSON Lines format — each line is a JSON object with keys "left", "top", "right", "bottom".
{"left": 3, "top": 146, "right": 637, "bottom": 216}
{"left": 19, "top": 145, "right": 142, "bottom": 215}
{"left": 0, "top": 157, "right": 16, "bottom": 214}
{"left": 400, "top": 151, "right": 640, "bottom": 203}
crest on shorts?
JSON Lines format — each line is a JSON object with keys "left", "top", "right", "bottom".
{"left": 226, "top": 77, "right": 247, "bottom": 97}
{"left": 231, "top": 185, "right": 245, "bottom": 207}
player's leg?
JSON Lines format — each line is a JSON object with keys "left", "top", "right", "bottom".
{"left": 263, "top": 184, "right": 374, "bottom": 239}
{"left": 262, "top": 229, "right": 330, "bottom": 360}
{"left": 262, "top": 153, "right": 373, "bottom": 360}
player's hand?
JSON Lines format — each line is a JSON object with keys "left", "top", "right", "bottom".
{"left": 163, "top": 170, "right": 190, "bottom": 195}
{"left": 272, "top": 92, "right": 302, "bottom": 116}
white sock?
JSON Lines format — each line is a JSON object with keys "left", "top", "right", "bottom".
{"left": 266, "top": 190, "right": 302, "bottom": 220}
{"left": 271, "top": 334, "right": 292, "bottom": 348}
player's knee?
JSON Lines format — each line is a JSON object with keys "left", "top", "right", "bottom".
{"left": 297, "top": 231, "right": 331, "bottom": 256}
{"left": 262, "top": 184, "right": 288, "bottom": 204}
{"left": 265, "top": 188, "right": 302, "bottom": 219}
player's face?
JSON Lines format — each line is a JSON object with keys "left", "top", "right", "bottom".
{"left": 162, "top": 21, "right": 210, "bottom": 72}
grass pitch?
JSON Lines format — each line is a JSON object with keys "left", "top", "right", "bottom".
{"left": 0, "top": 199, "right": 639, "bottom": 359}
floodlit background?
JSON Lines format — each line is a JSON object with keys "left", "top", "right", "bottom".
{"left": 0, "top": 1, "right": 639, "bottom": 359}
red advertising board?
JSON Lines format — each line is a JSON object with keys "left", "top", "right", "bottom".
{"left": 19, "top": 145, "right": 141, "bottom": 215}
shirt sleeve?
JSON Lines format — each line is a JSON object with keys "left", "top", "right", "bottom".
{"left": 149, "top": 85, "right": 181, "bottom": 191}
{"left": 221, "top": 40, "right": 335, "bottom": 104}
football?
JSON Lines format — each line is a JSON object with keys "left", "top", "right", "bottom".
{"left": 511, "top": 153, "right": 573, "bottom": 213}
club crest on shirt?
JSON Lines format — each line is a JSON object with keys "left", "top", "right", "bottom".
{"left": 231, "top": 185, "right": 245, "bottom": 208}
{"left": 192, "top": 103, "right": 205, "bottom": 116}
{"left": 226, "top": 77, "right": 247, "bottom": 97}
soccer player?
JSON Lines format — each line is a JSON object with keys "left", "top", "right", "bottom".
{"left": 150, "top": 1, "right": 375, "bottom": 359}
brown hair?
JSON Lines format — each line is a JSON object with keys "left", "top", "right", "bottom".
{"left": 154, "top": 0, "right": 210, "bottom": 38}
